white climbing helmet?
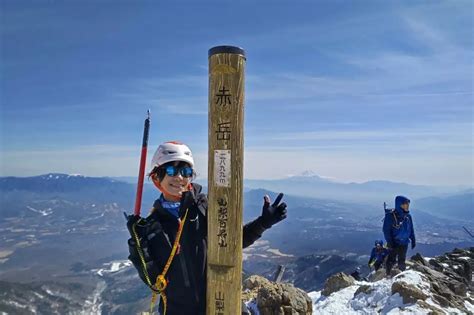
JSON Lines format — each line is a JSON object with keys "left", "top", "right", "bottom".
{"left": 151, "top": 141, "right": 194, "bottom": 169}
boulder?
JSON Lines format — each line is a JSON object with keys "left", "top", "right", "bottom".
{"left": 410, "top": 253, "right": 427, "bottom": 266}
{"left": 353, "top": 285, "right": 374, "bottom": 297}
{"left": 368, "top": 269, "right": 386, "bottom": 282}
{"left": 416, "top": 300, "right": 444, "bottom": 315}
{"left": 391, "top": 281, "right": 428, "bottom": 304}
{"left": 431, "top": 293, "right": 450, "bottom": 307}
{"left": 322, "top": 272, "right": 354, "bottom": 296}
{"left": 243, "top": 275, "right": 312, "bottom": 315}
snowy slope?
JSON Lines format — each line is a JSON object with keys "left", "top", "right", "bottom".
{"left": 310, "top": 270, "right": 474, "bottom": 314}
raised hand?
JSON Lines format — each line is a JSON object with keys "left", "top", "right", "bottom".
{"left": 261, "top": 193, "right": 288, "bottom": 228}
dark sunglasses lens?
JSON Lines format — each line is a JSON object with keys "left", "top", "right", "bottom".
{"left": 180, "top": 167, "right": 193, "bottom": 178}
{"left": 165, "top": 166, "right": 178, "bottom": 177}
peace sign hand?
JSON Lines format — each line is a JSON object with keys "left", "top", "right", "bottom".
{"left": 261, "top": 193, "right": 288, "bottom": 228}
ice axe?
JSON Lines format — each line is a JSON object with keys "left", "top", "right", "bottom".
{"left": 123, "top": 110, "right": 151, "bottom": 220}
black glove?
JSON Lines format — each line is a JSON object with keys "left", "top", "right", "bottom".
{"left": 125, "top": 213, "right": 141, "bottom": 236}
{"left": 260, "top": 193, "right": 287, "bottom": 228}
{"left": 411, "top": 241, "right": 416, "bottom": 249}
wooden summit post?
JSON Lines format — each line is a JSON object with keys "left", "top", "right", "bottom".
{"left": 207, "top": 46, "right": 246, "bottom": 314}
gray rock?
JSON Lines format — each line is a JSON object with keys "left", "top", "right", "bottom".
{"left": 353, "top": 285, "right": 374, "bottom": 297}
{"left": 322, "top": 272, "right": 355, "bottom": 296}
{"left": 410, "top": 253, "right": 427, "bottom": 266}
{"left": 243, "top": 275, "right": 312, "bottom": 315}
{"left": 409, "top": 248, "right": 473, "bottom": 314}
{"left": 368, "top": 269, "right": 386, "bottom": 282}
{"left": 391, "top": 281, "right": 428, "bottom": 304}
{"left": 416, "top": 300, "right": 445, "bottom": 315}
{"left": 431, "top": 293, "right": 450, "bottom": 307}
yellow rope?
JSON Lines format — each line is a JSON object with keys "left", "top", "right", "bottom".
{"left": 133, "top": 209, "right": 189, "bottom": 315}
{"left": 132, "top": 220, "right": 154, "bottom": 288}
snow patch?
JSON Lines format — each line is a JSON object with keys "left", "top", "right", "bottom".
{"left": 94, "top": 260, "right": 132, "bottom": 276}
{"left": 32, "top": 292, "right": 45, "bottom": 299}
{"left": 82, "top": 280, "right": 106, "bottom": 315}
{"left": 313, "top": 285, "right": 359, "bottom": 313}
{"left": 350, "top": 278, "right": 392, "bottom": 311}
{"left": 0, "top": 250, "right": 14, "bottom": 259}
{"left": 43, "top": 287, "right": 71, "bottom": 300}
{"left": 465, "top": 300, "right": 474, "bottom": 313}
{"left": 310, "top": 270, "right": 462, "bottom": 314}
{"left": 245, "top": 299, "right": 260, "bottom": 315}
{"left": 266, "top": 248, "right": 294, "bottom": 257}
{"left": 26, "top": 206, "right": 53, "bottom": 216}
{"left": 5, "top": 300, "right": 28, "bottom": 309}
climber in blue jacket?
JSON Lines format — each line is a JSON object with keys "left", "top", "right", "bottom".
{"left": 368, "top": 240, "right": 389, "bottom": 271}
{"left": 383, "top": 195, "right": 415, "bottom": 275}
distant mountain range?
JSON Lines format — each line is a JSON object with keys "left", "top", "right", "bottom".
{"left": 10, "top": 171, "right": 470, "bottom": 205}
{"left": 244, "top": 171, "right": 470, "bottom": 204}
{"left": 414, "top": 191, "right": 473, "bottom": 221}
{"left": 1, "top": 172, "right": 472, "bottom": 222}
{"left": 0, "top": 173, "right": 472, "bottom": 314}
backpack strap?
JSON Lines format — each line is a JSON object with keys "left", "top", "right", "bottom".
{"left": 391, "top": 210, "right": 402, "bottom": 229}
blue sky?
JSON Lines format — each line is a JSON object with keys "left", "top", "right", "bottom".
{"left": 1, "top": 1, "right": 472, "bottom": 185}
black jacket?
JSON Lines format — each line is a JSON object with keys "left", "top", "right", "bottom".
{"left": 146, "top": 183, "right": 267, "bottom": 315}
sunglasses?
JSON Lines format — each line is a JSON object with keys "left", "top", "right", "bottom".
{"left": 165, "top": 165, "right": 194, "bottom": 178}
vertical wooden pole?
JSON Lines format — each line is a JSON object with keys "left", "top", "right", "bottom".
{"left": 207, "top": 46, "right": 246, "bottom": 315}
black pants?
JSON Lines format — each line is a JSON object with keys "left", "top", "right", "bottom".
{"left": 373, "top": 260, "right": 383, "bottom": 271}
{"left": 386, "top": 245, "right": 407, "bottom": 275}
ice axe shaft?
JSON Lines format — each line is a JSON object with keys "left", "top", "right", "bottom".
{"left": 134, "top": 110, "right": 151, "bottom": 216}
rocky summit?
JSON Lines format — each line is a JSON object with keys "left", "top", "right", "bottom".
{"left": 310, "top": 247, "right": 474, "bottom": 314}
{"left": 243, "top": 248, "right": 473, "bottom": 314}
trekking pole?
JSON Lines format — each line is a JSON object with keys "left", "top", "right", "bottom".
{"left": 207, "top": 46, "right": 246, "bottom": 315}
{"left": 133, "top": 110, "right": 151, "bottom": 216}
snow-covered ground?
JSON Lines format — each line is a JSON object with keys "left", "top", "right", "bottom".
{"left": 309, "top": 270, "right": 472, "bottom": 314}
{"left": 93, "top": 260, "right": 132, "bottom": 277}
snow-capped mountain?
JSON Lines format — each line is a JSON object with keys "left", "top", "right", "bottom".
{"left": 286, "top": 170, "right": 335, "bottom": 182}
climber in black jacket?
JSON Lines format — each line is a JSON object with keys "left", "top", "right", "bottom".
{"left": 127, "top": 141, "right": 287, "bottom": 315}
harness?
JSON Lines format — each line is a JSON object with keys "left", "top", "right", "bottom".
{"left": 391, "top": 210, "right": 409, "bottom": 230}
{"left": 131, "top": 208, "right": 189, "bottom": 315}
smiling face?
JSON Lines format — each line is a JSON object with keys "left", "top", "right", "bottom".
{"left": 151, "top": 161, "right": 192, "bottom": 200}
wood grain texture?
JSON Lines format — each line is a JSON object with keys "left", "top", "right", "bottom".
{"left": 207, "top": 50, "right": 245, "bottom": 315}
